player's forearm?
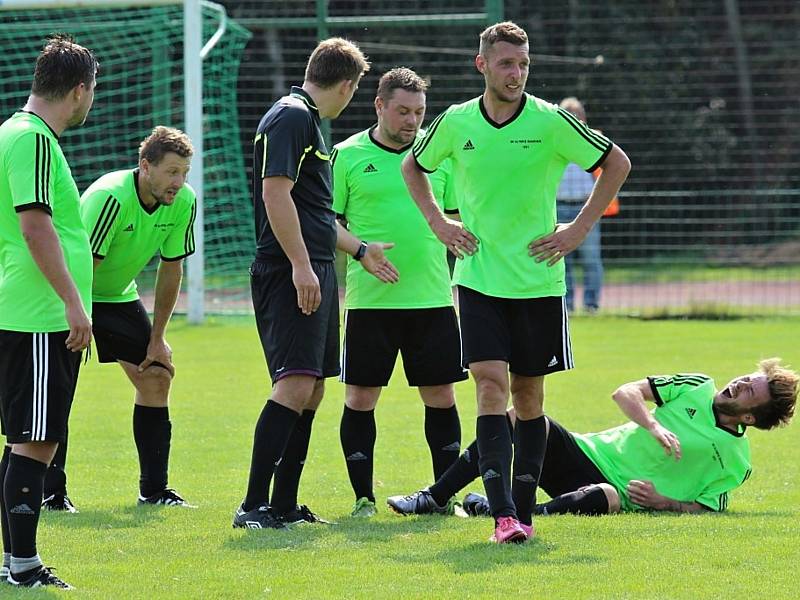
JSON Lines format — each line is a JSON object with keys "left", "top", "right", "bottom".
{"left": 335, "top": 221, "right": 361, "bottom": 256}
{"left": 654, "top": 497, "right": 706, "bottom": 513}
{"left": 401, "top": 154, "right": 444, "bottom": 229}
{"left": 264, "top": 192, "right": 312, "bottom": 269}
{"left": 20, "top": 212, "right": 84, "bottom": 308}
{"left": 152, "top": 260, "right": 183, "bottom": 338}
{"left": 573, "top": 145, "right": 631, "bottom": 230}
{"left": 612, "top": 383, "right": 659, "bottom": 431}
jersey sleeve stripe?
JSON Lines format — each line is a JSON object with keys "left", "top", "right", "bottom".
{"left": 184, "top": 201, "right": 197, "bottom": 255}
{"left": 43, "top": 135, "right": 52, "bottom": 206}
{"left": 34, "top": 134, "right": 43, "bottom": 204}
{"left": 672, "top": 374, "right": 711, "bottom": 386}
{"left": 260, "top": 134, "right": 268, "bottom": 179}
{"left": 330, "top": 147, "right": 338, "bottom": 167}
{"left": 557, "top": 109, "right": 611, "bottom": 153}
{"left": 294, "top": 145, "right": 314, "bottom": 182}
{"left": 89, "top": 195, "right": 120, "bottom": 255}
{"left": 412, "top": 112, "right": 446, "bottom": 158}
{"left": 646, "top": 376, "right": 665, "bottom": 405}
{"left": 412, "top": 153, "right": 435, "bottom": 174}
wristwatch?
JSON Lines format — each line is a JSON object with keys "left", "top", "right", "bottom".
{"left": 353, "top": 241, "right": 368, "bottom": 261}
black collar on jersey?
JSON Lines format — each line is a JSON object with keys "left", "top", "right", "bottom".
{"left": 133, "top": 169, "right": 161, "bottom": 215}
{"left": 479, "top": 94, "right": 526, "bottom": 129}
{"left": 368, "top": 125, "right": 413, "bottom": 155}
{"left": 712, "top": 405, "right": 747, "bottom": 437}
{"left": 289, "top": 86, "right": 320, "bottom": 117}
{"left": 17, "top": 110, "right": 59, "bottom": 140}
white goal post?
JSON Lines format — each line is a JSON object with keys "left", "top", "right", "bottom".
{"left": 0, "top": 0, "right": 227, "bottom": 324}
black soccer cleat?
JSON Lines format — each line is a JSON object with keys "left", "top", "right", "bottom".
{"left": 462, "top": 492, "right": 492, "bottom": 517}
{"left": 42, "top": 493, "right": 78, "bottom": 513}
{"left": 387, "top": 489, "right": 454, "bottom": 515}
{"left": 8, "top": 565, "right": 73, "bottom": 589}
{"left": 138, "top": 488, "right": 196, "bottom": 508}
{"left": 232, "top": 503, "right": 287, "bottom": 530}
{"left": 276, "top": 504, "right": 333, "bottom": 525}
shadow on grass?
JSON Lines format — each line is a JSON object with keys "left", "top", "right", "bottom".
{"left": 223, "top": 523, "right": 328, "bottom": 551}
{"left": 39, "top": 505, "right": 166, "bottom": 530}
{"left": 335, "top": 514, "right": 450, "bottom": 542}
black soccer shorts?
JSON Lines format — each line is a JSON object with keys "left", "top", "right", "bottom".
{"left": 539, "top": 417, "right": 610, "bottom": 498}
{"left": 92, "top": 299, "right": 152, "bottom": 365}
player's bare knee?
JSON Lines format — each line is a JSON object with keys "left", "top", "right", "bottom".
{"left": 598, "top": 483, "right": 621, "bottom": 513}
{"left": 345, "top": 385, "right": 380, "bottom": 411}
{"left": 419, "top": 384, "right": 455, "bottom": 409}
{"left": 136, "top": 365, "right": 172, "bottom": 396}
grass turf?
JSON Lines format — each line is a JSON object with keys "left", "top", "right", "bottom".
{"left": 6, "top": 317, "right": 798, "bottom": 598}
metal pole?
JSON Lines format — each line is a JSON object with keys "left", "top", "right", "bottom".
{"left": 185, "top": 0, "right": 204, "bottom": 323}
{"left": 316, "top": 0, "right": 331, "bottom": 147}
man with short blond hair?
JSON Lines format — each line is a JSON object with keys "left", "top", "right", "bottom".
{"left": 234, "top": 38, "right": 397, "bottom": 529}
{"left": 402, "top": 21, "right": 631, "bottom": 543}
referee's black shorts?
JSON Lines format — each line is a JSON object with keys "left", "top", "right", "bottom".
{"left": 341, "top": 307, "right": 468, "bottom": 387}
{"left": 540, "top": 417, "right": 610, "bottom": 498}
{"left": 0, "top": 330, "right": 81, "bottom": 443}
{"left": 92, "top": 299, "right": 151, "bottom": 365}
{"left": 251, "top": 259, "right": 340, "bottom": 383}
{"left": 457, "top": 285, "right": 573, "bottom": 376}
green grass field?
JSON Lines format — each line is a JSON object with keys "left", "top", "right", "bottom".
{"left": 6, "top": 317, "right": 799, "bottom": 598}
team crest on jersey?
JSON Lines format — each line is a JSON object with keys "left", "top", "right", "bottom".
{"left": 462, "top": 139, "right": 475, "bottom": 150}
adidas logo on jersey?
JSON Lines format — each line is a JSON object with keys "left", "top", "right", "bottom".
{"left": 124, "top": 224, "right": 134, "bottom": 232}
{"left": 685, "top": 408, "right": 697, "bottom": 419}
{"left": 462, "top": 139, "right": 475, "bottom": 150}
{"left": 363, "top": 163, "right": 378, "bottom": 173}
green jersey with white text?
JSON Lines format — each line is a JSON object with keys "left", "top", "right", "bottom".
{"left": 332, "top": 127, "right": 457, "bottom": 309}
{"left": 0, "top": 111, "right": 92, "bottom": 331}
{"left": 413, "top": 94, "right": 612, "bottom": 298}
{"left": 573, "top": 374, "right": 752, "bottom": 512}
{"left": 80, "top": 169, "right": 196, "bottom": 302}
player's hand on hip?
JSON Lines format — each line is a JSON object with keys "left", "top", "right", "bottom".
{"left": 431, "top": 217, "right": 478, "bottom": 259}
{"left": 139, "top": 337, "right": 175, "bottom": 376}
{"left": 362, "top": 242, "right": 399, "bottom": 284}
{"left": 529, "top": 222, "right": 587, "bottom": 266}
{"left": 64, "top": 301, "right": 92, "bottom": 352}
{"left": 292, "top": 263, "right": 321, "bottom": 315}
{"left": 647, "top": 422, "right": 682, "bottom": 460}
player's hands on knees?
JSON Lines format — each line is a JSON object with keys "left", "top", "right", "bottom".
{"left": 64, "top": 301, "right": 92, "bottom": 352}
{"left": 431, "top": 216, "right": 478, "bottom": 259}
{"left": 292, "top": 263, "right": 321, "bottom": 315}
{"left": 529, "top": 222, "right": 588, "bottom": 266}
{"left": 139, "top": 337, "right": 175, "bottom": 376}
{"left": 646, "top": 422, "right": 682, "bottom": 460}
{"left": 362, "top": 242, "right": 399, "bottom": 284}
{"left": 627, "top": 480, "right": 668, "bottom": 510}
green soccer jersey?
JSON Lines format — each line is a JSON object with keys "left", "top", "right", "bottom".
{"left": 0, "top": 111, "right": 92, "bottom": 332}
{"left": 80, "top": 169, "right": 196, "bottom": 303}
{"left": 573, "top": 374, "right": 752, "bottom": 512}
{"left": 412, "top": 94, "right": 612, "bottom": 298}
{"left": 332, "top": 127, "right": 457, "bottom": 309}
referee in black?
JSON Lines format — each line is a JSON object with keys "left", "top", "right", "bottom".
{"left": 233, "top": 38, "right": 397, "bottom": 529}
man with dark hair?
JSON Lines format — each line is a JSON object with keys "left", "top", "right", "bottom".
{"left": 390, "top": 359, "right": 798, "bottom": 518}
{"left": 42, "top": 126, "right": 197, "bottom": 511}
{"left": 0, "top": 34, "right": 97, "bottom": 589}
{"left": 234, "top": 38, "right": 397, "bottom": 529}
{"left": 401, "top": 21, "right": 631, "bottom": 543}
{"left": 332, "top": 67, "right": 466, "bottom": 518}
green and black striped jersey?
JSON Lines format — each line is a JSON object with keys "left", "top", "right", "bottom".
{"left": 80, "top": 169, "right": 196, "bottom": 303}
{"left": 573, "top": 374, "right": 752, "bottom": 512}
{"left": 0, "top": 111, "right": 92, "bottom": 331}
{"left": 412, "top": 94, "right": 612, "bottom": 299}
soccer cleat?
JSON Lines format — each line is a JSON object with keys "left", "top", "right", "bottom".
{"left": 138, "top": 488, "right": 196, "bottom": 508}
{"left": 350, "top": 497, "right": 377, "bottom": 518}
{"left": 42, "top": 493, "right": 78, "bottom": 513}
{"left": 490, "top": 516, "right": 528, "bottom": 544}
{"left": 8, "top": 565, "right": 73, "bottom": 589}
{"left": 462, "top": 492, "right": 491, "bottom": 517}
{"left": 232, "top": 503, "right": 287, "bottom": 530}
{"left": 520, "top": 522, "right": 535, "bottom": 539}
{"left": 277, "top": 504, "right": 333, "bottom": 525}
{"left": 386, "top": 489, "right": 455, "bottom": 516}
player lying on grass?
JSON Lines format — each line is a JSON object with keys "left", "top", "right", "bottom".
{"left": 388, "top": 359, "right": 797, "bottom": 520}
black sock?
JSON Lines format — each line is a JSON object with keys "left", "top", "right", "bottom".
{"left": 429, "top": 439, "right": 479, "bottom": 506}
{"left": 243, "top": 400, "right": 299, "bottom": 511}
{"left": 534, "top": 485, "right": 610, "bottom": 516}
{"left": 0, "top": 447, "right": 10, "bottom": 553}
{"left": 339, "top": 406, "right": 376, "bottom": 502}
{"left": 43, "top": 432, "right": 68, "bottom": 497}
{"left": 270, "top": 409, "right": 316, "bottom": 514}
{"left": 477, "top": 414, "right": 515, "bottom": 520}
{"left": 424, "top": 405, "right": 461, "bottom": 480}
{"left": 4, "top": 454, "right": 47, "bottom": 558}
{"left": 512, "top": 416, "right": 547, "bottom": 526}
{"left": 133, "top": 405, "right": 171, "bottom": 498}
